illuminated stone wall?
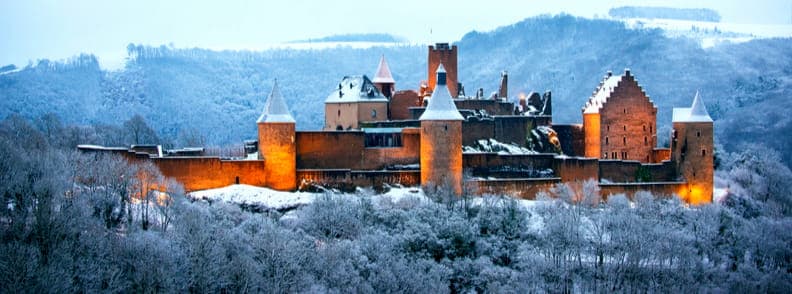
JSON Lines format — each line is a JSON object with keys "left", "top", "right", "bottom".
{"left": 154, "top": 157, "right": 267, "bottom": 192}
{"left": 652, "top": 148, "right": 672, "bottom": 163}
{"left": 583, "top": 113, "right": 601, "bottom": 158}
{"left": 553, "top": 156, "right": 599, "bottom": 183}
{"left": 421, "top": 120, "right": 463, "bottom": 194}
{"left": 258, "top": 122, "right": 296, "bottom": 191}
{"left": 356, "top": 101, "right": 389, "bottom": 124}
{"left": 297, "top": 169, "right": 420, "bottom": 191}
{"left": 389, "top": 90, "right": 420, "bottom": 120}
{"left": 296, "top": 128, "right": 419, "bottom": 170}
{"left": 427, "top": 44, "right": 458, "bottom": 96}
{"left": 598, "top": 159, "right": 677, "bottom": 183}
{"left": 324, "top": 102, "right": 358, "bottom": 130}
{"left": 597, "top": 73, "right": 658, "bottom": 162}
{"left": 672, "top": 121, "right": 714, "bottom": 205}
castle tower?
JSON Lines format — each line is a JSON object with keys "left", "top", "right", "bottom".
{"left": 372, "top": 55, "right": 395, "bottom": 98}
{"left": 420, "top": 64, "right": 464, "bottom": 194}
{"left": 427, "top": 43, "right": 458, "bottom": 97}
{"left": 498, "top": 71, "right": 508, "bottom": 99}
{"left": 582, "top": 69, "right": 658, "bottom": 162}
{"left": 257, "top": 80, "right": 297, "bottom": 191}
{"left": 671, "top": 91, "right": 714, "bottom": 204}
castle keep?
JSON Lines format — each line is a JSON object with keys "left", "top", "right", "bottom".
{"left": 80, "top": 43, "right": 714, "bottom": 204}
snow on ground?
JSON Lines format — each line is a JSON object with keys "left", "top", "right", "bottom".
{"left": 713, "top": 188, "right": 728, "bottom": 203}
{"left": 190, "top": 184, "right": 318, "bottom": 211}
{"left": 464, "top": 138, "right": 537, "bottom": 155}
{"left": 619, "top": 18, "right": 792, "bottom": 48}
{"left": 188, "top": 184, "right": 542, "bottom": 213}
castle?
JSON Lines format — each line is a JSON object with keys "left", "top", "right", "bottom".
{"left": 79, "top": 43, "right": 714, "bottom": 204}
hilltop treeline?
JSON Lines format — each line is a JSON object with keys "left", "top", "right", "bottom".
{"left": 1, "top": 15, "right": 791, "bottom": 166}
{"left": 608, "top": 6, "right": 722, "bottom": 22}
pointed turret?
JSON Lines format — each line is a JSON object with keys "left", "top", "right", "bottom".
{"left": 689, "top": 91, "right": 712, "bottom": 121}
{"left": 673, "top": 91, "right": 713, "bottom": 123}
{"left": 257, "top": 79, "right": 296, "bottom": 191}
{"left": 420, "top": 63, "right": 464, "bottom": 195}
{"left": 257, "top": 80, "right": 295, "bottom": 123}
{"left": 372, "top": 55, "right": 395, "bottom": 84}
{"left": 372, "top": 55, "right": 395, "bottom": 99}
{"left": 671, "top": 91, "right": 714, "bottom": 204}
{"left": 420, "top": 64, "right": 463, "bottom": 121}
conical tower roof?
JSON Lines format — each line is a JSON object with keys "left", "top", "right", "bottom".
{"left": 420, "top": 63, "right": 463, "bottom": 121}
{"left": 672, "top": 91, "right": 713, "bottom": 123}
{"left": 372, "top": 55, "right": 395, "bottom": 84}
{"left": 257, "top": 79, "right": 295, "bottom": 123}
{"left": 690, "top": 91, "right": 710, "bottom": 118}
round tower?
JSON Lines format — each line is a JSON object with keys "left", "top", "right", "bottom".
{"left": 671, "top": 91, "right": 714, "bottom": 204}
{"left": 257, "top": 80, "right": 297, "bottom": 191}
{"left": 420, "top": 64, "right": 464, "bottom": 195}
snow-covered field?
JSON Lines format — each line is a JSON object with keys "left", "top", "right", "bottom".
{"left": 619, "top": 18, "right": 792, "bottom": 48}
{"left": 188, "top": 184, "right": 543, "bottom": 212}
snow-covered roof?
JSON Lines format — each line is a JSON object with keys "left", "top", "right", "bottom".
{"left": 257, "top": 80, "right": 295, "bottom": 123}
{"left": 583, "top": 74, "right": 622, "bottom": 114}
{"left": 325, "top": 75, "right": 389, "bottom": 103}
{"left": 372, "top": 55, "right": 395, "bottom": 84}
{"left": 673, "top": 91, "right": 713, "bottom": 122}
{"left": 420, "top": 64, "right": 463, "bottom": 121}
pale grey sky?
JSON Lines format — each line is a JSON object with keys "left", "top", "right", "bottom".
{"left": 1, "top": 0, "right": 790, "bottom": 68}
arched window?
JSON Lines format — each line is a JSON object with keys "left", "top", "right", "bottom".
{"left": 623, "top": 137, "right": 626, "bottom": 145}
{"left": 605, "top": 137, "right": 609, "bottom": 145}
{"left": 371, "top": 109, "right": 377, "bottom": 118}
{"left": 644, "top": 136, "right": 648, "bottom": 145}
{"left": 623, "top": 125, "right": 626, "bottom": 131}
{"left": 337, "top": 109, "right": 341, "bottom": 117}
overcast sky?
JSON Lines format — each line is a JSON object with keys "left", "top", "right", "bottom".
{"left": 1, "top": 0, "right": 790, "bottom": 68}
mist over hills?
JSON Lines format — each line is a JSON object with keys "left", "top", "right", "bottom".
{"left": 1, "top": 14, "right": 790, "bottom": 165}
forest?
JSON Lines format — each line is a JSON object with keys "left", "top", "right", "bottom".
{"left": 1, "top": 15, "right": 791, "bottom": 167}
{"left": 2, "top": 14, "right": 792, "bottom": 292}
{"left": 1, "top": 112, "right": 790, "bottom": 292}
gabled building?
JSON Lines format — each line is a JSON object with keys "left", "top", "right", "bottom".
{"left": 324, "top": 75, "right": 389, "bottom": 130}
{"left": 582, "top": 69, "right": 662, "bottom": 163}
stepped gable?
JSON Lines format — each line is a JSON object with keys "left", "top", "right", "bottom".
{"left": 257, "top": 79, "right": 295, "bottom": 123}
{"left": 583, "top": 72, "right": 623, "bottom": 114}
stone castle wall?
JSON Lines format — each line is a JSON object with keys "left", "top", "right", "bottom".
{"left": 598, "top": 159, "right": 677, "bottom": 183}
{"left": 295, "top": 128, "right": 419, "bottom": 170}
{"left": 153, "top": 157, "right": 267, "bottom": 192}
